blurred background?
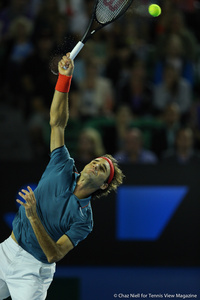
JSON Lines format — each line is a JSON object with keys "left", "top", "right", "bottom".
{"left": 0, "top": 0, "right": 200, "bottom": 299}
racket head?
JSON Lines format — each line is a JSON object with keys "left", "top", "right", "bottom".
{"left": 94, "top": 0, "right": 134, "bottom": 25}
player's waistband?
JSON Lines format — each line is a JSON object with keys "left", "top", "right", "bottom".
{"left": 3, "top": 236, "right": 55, "bottom": 268}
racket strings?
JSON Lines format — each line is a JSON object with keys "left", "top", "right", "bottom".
{"left": 96, "top": 0, "right": 131, "bottom": 24}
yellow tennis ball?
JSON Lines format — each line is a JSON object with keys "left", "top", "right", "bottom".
{"left": 148, "top": 4, "right": 161, "bottom": 17}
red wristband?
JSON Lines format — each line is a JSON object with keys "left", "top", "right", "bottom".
{"left": 55, "top": 74, "right": 72, "bottom": 93}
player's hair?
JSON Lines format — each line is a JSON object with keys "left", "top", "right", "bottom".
{"left": 92, "top": 154, "right": 125, "bottom": 199}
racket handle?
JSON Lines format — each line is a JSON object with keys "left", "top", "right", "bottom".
{"left": 70, "top": 41, "right": 84, "bottom": 60}
{"left": 63, "top": 41, "right": 84, "bottom": 70}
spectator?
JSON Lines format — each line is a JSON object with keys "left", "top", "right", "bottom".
{"left": 154, "top": 33, "right": 195, "bottom": 85}
{"left": 51, "top": 14, "right": 70, "bottom": 54}
{"left": 65, "top": 0, "right": 89, "bottom": 36}
{"left": 20, "top": 28, "right": 56, "bottom": 117}
{"left": 114, "top": 128, "right": 158, "bottom": 164}
{"left": 153, "top": 63, "right": 192, "bottom": 118}
{"left": 4, "top": 16, "right": 34, "bottom": 107}
{"left": 105, "top": 41, "right": 134, "bottom": 92}
{"left": 75, "top": 127, "right": 105, "bottom": 164}
{"left": 79, "top": 59, "right": 114, "bottom": 119}
{"left": 152, "top": 103, "right": 181, "bottom": 158}
{"left": 162, "top": 127, "right": 200, "bottom": 164}
{"left": 33, "top": 0, "right": 60, "bottom": 37}
{"left": 8, "top": 16, "right": 34, "bottom": 64}
{"left": 0, "top": 0, "right": 34, "bottom": 39}
{"left": 28, "top": 94, "right": 50, "bottom": 160}
{"left": 122, "top": 15, "right": 151, "bottom": 60}
{"left": 156, "top": 10, "right": 197, "bottom": 62}
{"left": 117, "top": 59, "right": 153, "bottom": 117}
{"left": 174, "top": 0, "right": 195, "bottom": 13}
{"left": 115, "top": 105, "right": 134, "bottom": 150}
{"left": 0, "top": 102, "right": 33, "bottom": 161}
{"left": 187, "top": 100, "right": 200, "bottom": 151}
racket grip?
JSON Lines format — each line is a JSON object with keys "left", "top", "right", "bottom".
{"left": 63, "top": 41, "right": 84, "bottom": 70}
{"left": 70, "top": 41, "right": 84, "bottom": 60}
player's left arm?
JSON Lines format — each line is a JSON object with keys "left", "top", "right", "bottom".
{"left": 50, "top": 53, "right": 74, "bottom": 153}
{"left": 16, "top": 186, "right": 74, "bottom": 263}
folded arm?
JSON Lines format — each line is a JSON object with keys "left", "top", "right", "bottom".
{"left": 16, "top": 186, "right": 74, "bottom": 263}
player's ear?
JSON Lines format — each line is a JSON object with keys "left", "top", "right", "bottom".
{"left": 100, "top": 183, "right": 108, "bottom": 190}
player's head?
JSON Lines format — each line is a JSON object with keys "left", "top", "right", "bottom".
{"left": 93, "top": 154, "right": 125, "bottom": 199}
{"left": 81, "top": 154, "right": 125, "bottom": 199}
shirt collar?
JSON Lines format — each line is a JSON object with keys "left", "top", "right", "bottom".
{"left": 78, "top": 196, "right": 91, "bottom": 209}
{"left": 73, "top": 172, "right": 91, "bottom": 209}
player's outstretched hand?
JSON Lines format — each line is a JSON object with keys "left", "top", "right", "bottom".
{"left": 16, "top": 186, "right": 37, "bottom": 222}
{"left": 58, "top": 52, "right": 74, "bottom": 76}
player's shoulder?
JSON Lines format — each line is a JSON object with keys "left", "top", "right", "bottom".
{"left": 51, "top": 145, "right": 69, "bottom": 156}
{"left": 50, "top": 145, "right": 74, "bottom": 163}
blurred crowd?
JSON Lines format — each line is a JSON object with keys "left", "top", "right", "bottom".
{"left": 1, "top": 0, "right": 200, "bottom": 165}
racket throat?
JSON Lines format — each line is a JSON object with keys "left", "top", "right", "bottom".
{"left": 91, "top": 30, "right": 96, "bottom": 35}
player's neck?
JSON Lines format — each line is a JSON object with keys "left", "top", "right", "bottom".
{"left": 74, "top": 176, "right": 96, "bottom": 199}
{"left": 73, "top": 185, "right": 93, "bottom": 200}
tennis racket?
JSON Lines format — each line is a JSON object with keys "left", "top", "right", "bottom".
{"left": 67, "top": 0, "right": 134, "bottom": 61}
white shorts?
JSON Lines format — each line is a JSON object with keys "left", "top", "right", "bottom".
{"left": 0, "top": 236, "right": 56, "bottom": 300}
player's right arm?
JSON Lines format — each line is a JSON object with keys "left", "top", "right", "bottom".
{"left": 16, "top": 186, "right": 74, "bottom": 263}
{"left": 50, "top": 53, "right": 74, "bottom": 153}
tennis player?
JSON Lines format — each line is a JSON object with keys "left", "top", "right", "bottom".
{"left": 0, "top": 53, "right": 124, "bottom": 300}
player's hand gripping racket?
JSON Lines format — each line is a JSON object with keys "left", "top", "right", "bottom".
{"left": 64, "top": 0, "right": 133, "bottom": 67}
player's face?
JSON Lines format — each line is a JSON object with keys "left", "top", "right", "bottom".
{"left": 82, "top": 158, "right": 110, "bottom": 188}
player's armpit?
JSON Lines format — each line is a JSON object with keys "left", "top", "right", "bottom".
{"left": 50, "top": 126, "right": 65, "bottom": 153}
{"left": 55, "top": 234, "right": 74, "bottom": 262}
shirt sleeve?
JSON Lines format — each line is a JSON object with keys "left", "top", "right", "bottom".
{"left": 50, "top": 146, "right": 71, "bottom": 165}
{"left": 38, "top": 145, "right": 74, "bottom": 185}
{"left": 45, "top": 146, "right": 73, "bottom": 173}
{"left": 65, "top": 213, "right": 93, "bottom": 247}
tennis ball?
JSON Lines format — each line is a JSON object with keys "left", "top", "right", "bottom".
{"left": 148, "top": 4, "right": 161, "bottom": 17}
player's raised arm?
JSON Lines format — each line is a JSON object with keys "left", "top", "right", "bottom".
{"left": 50, "top": 53, "right": 74, "bottom": 153}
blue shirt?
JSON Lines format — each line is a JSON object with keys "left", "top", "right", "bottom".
{"left": 12, "top": 146, "right": 93, "bottom": 263}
